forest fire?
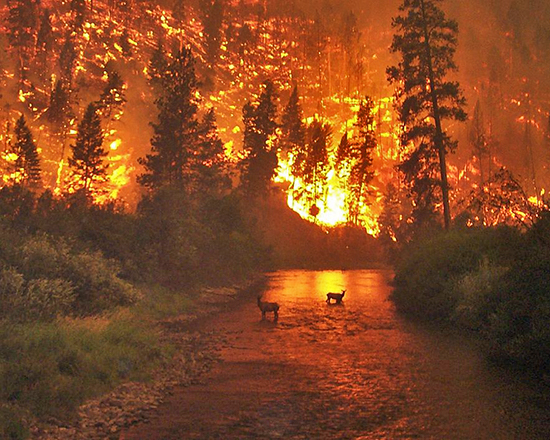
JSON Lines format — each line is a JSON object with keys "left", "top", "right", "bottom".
{"left": 0, "top": 0, "right": 548, "bottom": 233}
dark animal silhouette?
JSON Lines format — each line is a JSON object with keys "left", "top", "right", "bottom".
{"left": 326, "top": 289, "right": 346, "bottom": 304}
{"left": 257, "top": 296, "right": 279, "bottom": 320}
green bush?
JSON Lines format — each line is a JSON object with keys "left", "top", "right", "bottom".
{"left": 452, "top": 258, "right": 507, "bottom": 330}
{"left": 392, "top": 227, "right": 520, "bottom": 320}
{"left": 0, "top": 228, "right": 139, "bottom": 320}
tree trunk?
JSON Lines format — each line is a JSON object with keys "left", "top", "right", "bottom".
{"left": 420, "top": 0, "right": 451, "bottom": 230}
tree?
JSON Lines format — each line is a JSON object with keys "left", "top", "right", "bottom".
{"left": 345, "top": 97, "right": 377, "bottom": 224}
{"left": 148, "top": 39, "right": 169, "bottom": 92}
{"left": 68, "top": 103, "right": 108, "bottom": 196}
{"left": 96, "top": 70, "right": 126, "bottom": 122}
{"left": 7, "top": 0, "right": 38, "bottom": 80}
{"left": 138, "top": 46, "right": 200, "bottom": 191}
{"left": 71, "top": 0, "right": 87, "bottom": 28}
{"left": 119, "top": 28, "right": 133, "bottom": 58}
{"left": 387, "top": 0, "right": 467, "bottom": 230}
{"left": 36, "top": 8, "right": 54, "bottom": 53}
{"left": 280, "top": 85, "right": 305, "bottom": 158}
{"left": 194, "top": 108, "right": 231, "bottom": 196}
{"left": 469, "top": 100, "right": 489, "bottom": 186}
{"left": 59, "top": 33, "right": 77, "bottom": 84}
{"left": 239, "top": 80, "right": 279, "bottom": 195}
{"left": 7, "top": 115, "right": 41, "bottom": 187}
{"left": 199, "top": 0, "right": 224, "bottom": 65}
{"left": 292, "top": 118, "right": 331, "bottom": 217}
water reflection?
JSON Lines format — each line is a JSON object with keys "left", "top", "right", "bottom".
{"left": 124, "top": 270, "right": 550, "bottom": 440}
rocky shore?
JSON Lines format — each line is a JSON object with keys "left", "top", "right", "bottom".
{"left": 30, "top": 278, "right": 264, "bottom": 440}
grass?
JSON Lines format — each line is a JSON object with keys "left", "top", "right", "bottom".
{"left": 0, "top": 282, "right": 196, "bottom": 439}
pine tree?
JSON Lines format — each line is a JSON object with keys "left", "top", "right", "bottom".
{"left": 9, "top": 114, "right": 41, "bottom": 187}
{"left": 346, "top": 96, "right": 377, "bottom": 224}
{"left": 36, "top": 8, "right": 54, "bottom": 53}
{"left": 148, "top": 39, "right": 169, "bottom": 92}
{"left": 138, "top": 46, "right": 200, "bottom": 191}
{"left": 199, "top": 0, "right": 224, "bottom": 65}
{"left": 45, "top": 80, "right": 73, "bottom": 138}
{"left": 7, "top": 0, "right": 38, "bottom": 80}
{"left": 387, "top": 0, "right": 467, "bottom": 230}
{"left": 119, "top": 28, "right": 133, "bottom": 58}
{"left": 68, "top": 103, "right": 108, "bottom": 196}
{"left": 71, "top": 0, "right": 86, "bottom": 28}
{"left": 59, "top": 33, "right": 77, "bottom": 84}
{"left": 239, "top": 80, "right": 279, "bottom": 195}
{"left": 292, "top": 118, "right": 331, "bottom": 217}
{"left": 194, "top": 108, "right": 231, "bottom": 195}
{"left": 469, "top": 100, "right": 489, "bottom": 186}
{"left": 280, "top": 85, "right": 305, "bottom": 158}
{"left": 96, "top": 70, "right": 126, "bottom": 121}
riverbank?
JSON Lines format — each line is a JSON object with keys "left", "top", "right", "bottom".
{"left": 21, "top": 276, "right": 265, "bottom": 440}
{"left": 392, "top": 218, "right": 550, "bottom": 377}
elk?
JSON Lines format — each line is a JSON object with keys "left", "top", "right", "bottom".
{"left": 326, "top": 289, "right": 346, "bottom": 304}
{"left": 257, "top": 296, "right": 279, "bottom": 320}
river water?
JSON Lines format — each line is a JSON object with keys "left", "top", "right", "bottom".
{"left": 122, "top": 270, "right": 550, "bottom": 439}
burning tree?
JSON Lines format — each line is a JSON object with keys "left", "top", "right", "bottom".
{"left": 138, "top": 45, "right": 201, "bottom": 192}
{"left": 239, "top": 80, "right": 279, "bottom": 196}
{"left": 6, "top": 114, "right": 41, "bottom": 188}
{"left": 387, "top": 0, "right": 467, "bottom": 230}
{"left": 68, "top": 103, "right": 108, "bottom": 197}
{"left": 340, "top": 96, "right": 377, "bottom": 225}
{"left": 292, "top": 118, "right": 331, "bottom": 218}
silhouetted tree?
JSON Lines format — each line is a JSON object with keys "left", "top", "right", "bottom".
{"left": 469, "top": 100, "right": 489, "bottom": 186}
{"left": 239, "top": 80, "right": 279, "bottom": 195}
{"left": 119, "top": 28, "right": 133, "bottom": 58}
{"left": 292, "top": 118, "right": 331, "bottom": 217}
{"left": 96, "top": 70, "right": 126, "bottom": 121}
{"left": 69, "top": 103, "right": 108, "bottom": 196}
{"left": 8, "top": 115, "right": 41, "bottom": 187}
{"left": 194, "top": 108, "right": 231, "bottom": 195}
{"left": 199, "top": 0, "right": 224, "bottom": 65}
{"left": 148, "top": 39, "right": 168, "bottom": 92}
{"left": 280, "top": 85, "right": 305, "bottom": 158}
{"left": 387, "top": 0, "right": 467, "bottom": 230}
{"left": 59, "top": 33, "right": 77, "bottom": 84}
{"left": 138, "top": 46, "right": 200, "bottom": 191}
{"left": 346, "top": 96, "right": 377, "bottom": 224}
{"left": 71, "top": 0, "right": 86, "bottom": 28}
{"left": 7, "top": 0, "right": 38, "bottom": 80}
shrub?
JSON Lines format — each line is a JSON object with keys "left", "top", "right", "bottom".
{"left": 392, "top": 227, "right": 520, "bottom": 320}
{"left": 452, "top": 258, "right": 507, "bottom": 330}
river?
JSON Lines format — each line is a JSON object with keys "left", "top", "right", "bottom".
{"left": 121, "top": 270, "right": 550, "bottom": 439}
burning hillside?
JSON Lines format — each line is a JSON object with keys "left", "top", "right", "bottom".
{"left": 0, "top": 0, "right": 548, "bottom": 237}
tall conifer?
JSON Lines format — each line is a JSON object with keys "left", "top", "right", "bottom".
{"left": 68, "top": 103, "right": 108, "bottom": 195}
{"left": 9, "top": 115, "right": 41, "bottom": 187}
{"left": 387, "top": 0, "right": 467, "bottom": 230}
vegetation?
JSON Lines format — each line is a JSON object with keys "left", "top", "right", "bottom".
{"left": 392, "top": 215, "right": 550, "bottom": 375}
{"left": 387, "top": 0, "right": 467, "bottom": 230}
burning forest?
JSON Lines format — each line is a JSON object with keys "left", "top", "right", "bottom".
{"left": 3, "top": 1, "right": 550, "bottom": 438}
{"left": 0, "top": 0, "right": 549, "bottom": 239}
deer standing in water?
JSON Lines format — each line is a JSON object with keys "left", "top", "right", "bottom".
{"left": 326, "top": 289, "right": 346, "bottom": 304}
{"left": 257, "top": 296, "right": 279, "bottom": 320}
